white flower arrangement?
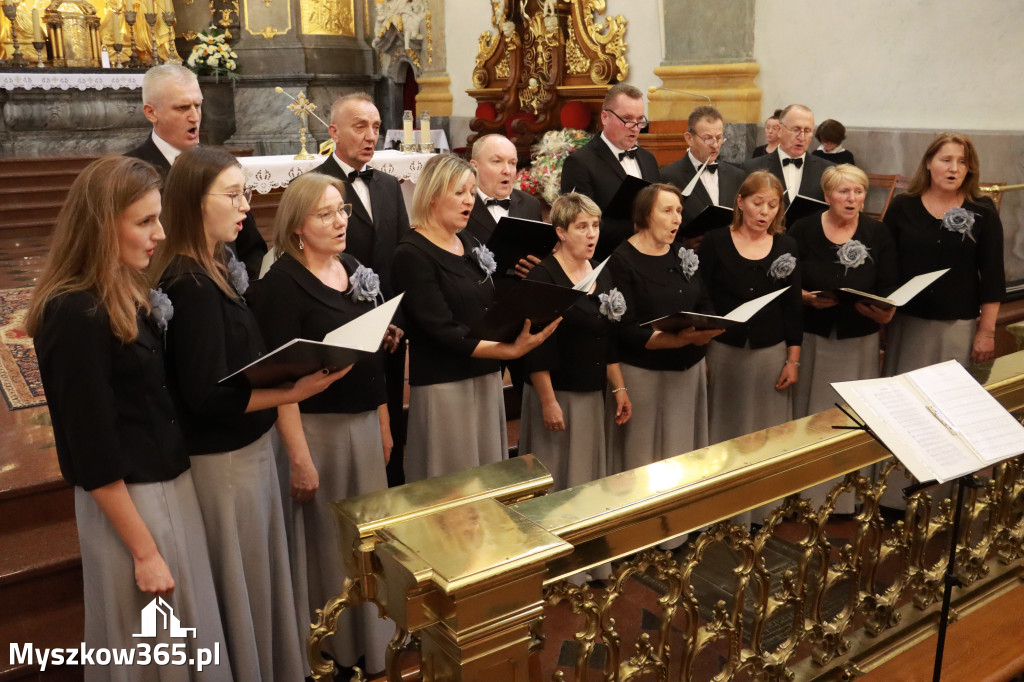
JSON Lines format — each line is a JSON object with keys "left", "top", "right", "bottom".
{"left": 186, "top": 26, "right": 239, "bottom": 82}
{"left": 516, "top": 129, "right": 592, "bottom": 204}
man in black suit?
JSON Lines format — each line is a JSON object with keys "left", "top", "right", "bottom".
{"left": 660, "top": 105, "right": 746, "bottom": 245}
{"left": 315, "top": 92, "right": 411, "bottom": 485}
{"left": 744, "top": 104, "right": 834, "bottom": 206}
{"left": 125, "top": 64, "right": 267, "bottom": 277}
{"left": 466, "top": 133, "right": 543, "bottom": 245}
{"left": 560, "top": 83, "right": 660, "bottom": 261}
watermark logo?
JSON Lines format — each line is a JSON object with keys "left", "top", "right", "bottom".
{"left": 10, "top": 598, "right": 219, "bottom": 672}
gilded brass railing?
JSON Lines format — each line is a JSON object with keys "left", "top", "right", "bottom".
{"left": 312, "top": 351, "right": 1024, "bottom": 681}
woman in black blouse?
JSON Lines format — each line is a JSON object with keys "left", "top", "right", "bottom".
{"left": 28, "top": 156, "right": 231, "bottom": 681}
{"left": 391, "top": 154, "right": 557, "bottom": 482}
{"left": 790, "top": 164, "right": 898, "bottom": 418}
{"left": 246, "top": 172, "right": 398, "bottom": 674}
{"left": 607, "top": 183, "right": 722, "bottom": 473}
{"left": 152, "top": 147, "right": 343, "bottom": 682}
{"left": 699, "top": 170, "right": 802, "bottom": 445}
{"left": 884, "top": 132, "right": 1004, "bottom": 374}
{"left": 519, "top": 193, "right": 632, "bottom": 490}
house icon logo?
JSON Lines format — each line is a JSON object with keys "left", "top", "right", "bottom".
{"left": 133, "top": 597, "right": 197, "bottom": 638}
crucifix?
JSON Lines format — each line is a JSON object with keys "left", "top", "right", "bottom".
{"left": 281, "top": 88, "right": 317, "bottom": 160}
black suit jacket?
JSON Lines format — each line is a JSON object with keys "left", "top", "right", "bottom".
{"left": 314, "top": 155, "right": 411, "bottom": 298}
{"left": 464, "top": 188, "right": 543, "bottom": 244}
{"left": 125, "top": 137, "right": 268, "bottom": 279}
{"left": 559, "top": 137, "right": 660, "bottom": 261}
{"left": 660, "top": 157, "right": 746, "bottom": 227}
{"left": 743, "top": 150, "right": 834, "bottom": 205}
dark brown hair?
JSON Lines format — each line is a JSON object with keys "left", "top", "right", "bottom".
{"left": 906, "top": 132, "right": 982, "bottom": 199}
{"left": 633, "top": 183, "right": 683, "bottom": 231}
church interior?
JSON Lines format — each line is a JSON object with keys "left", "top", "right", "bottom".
{"left": 3, "top": 0, "right": 1024, "bottom": 680}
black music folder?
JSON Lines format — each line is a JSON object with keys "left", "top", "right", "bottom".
{"left": 680, "top": 204, "right": 734, "bottom": 239}
{"left": 470, "top": 279, "right": 584, "bottom": 342}
{"left": 642, "top": 287, "right": 789, "bottom": 333}
{"left": 835, "top": 269, "right": 949, "bottom": 311}
{"left": 785, "top": 194, "right": 828, "bottom": 224}
{"left": 487, "top": 217, "right": 559, "bottom": 276}
{"left": 219, "top": 295, "right": 402, "bottom": 389}
{"left": 602, "top": 175, "right": 651, "bottom": 220}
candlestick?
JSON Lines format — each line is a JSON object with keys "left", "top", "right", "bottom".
{"left": 144, "top": 10, "right": 158, "bottom": 64}
{"left": 161, "top": 11, "right": 182, "bottom": 62}
{"left": 2, "top": 2, "right": 27, "bottom": 67}
{"left": 124, "top": 10, "right": 141, "bottom": 68}
{"left": 401, "top": 110, "right": 414, "bottom": 152}
{"left": 32, "top": 40, "right": 45, "bottom": 67}
{"left": 419, "top": 110, "right": 432, "bottom": 153}
{"left": 111, "top": 42, "right": 124, "bottom": 68}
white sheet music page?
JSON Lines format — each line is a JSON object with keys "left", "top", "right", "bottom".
{"left": 905, "top": 360, "right": 1024, "bottom": 463}
{"left": 322, "top": 294, "right": 403, "bottom": 351}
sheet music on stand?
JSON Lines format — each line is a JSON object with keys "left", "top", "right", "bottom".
{"left": 831, "top": 360, "right": 1024, "bottom": 484}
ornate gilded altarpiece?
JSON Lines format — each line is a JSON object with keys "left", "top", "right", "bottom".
{"left": 467, "top": 0, "right": 629, "bottom": 157}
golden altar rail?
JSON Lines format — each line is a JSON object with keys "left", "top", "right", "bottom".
{"left": 311, "top": 351, "right": 1024, "bottom": 681}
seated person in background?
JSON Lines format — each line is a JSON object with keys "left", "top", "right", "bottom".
{"left": 745, "top": 104, "right": 834, "bottom": 205}
{"left": 751, "top": 109, "right": 782, "bottom": 158}
{"left": 660, "top": 105, "right": 746, "bottom": 247}
{"left": 812, "top": 119, "right": 856, "bottom": 166}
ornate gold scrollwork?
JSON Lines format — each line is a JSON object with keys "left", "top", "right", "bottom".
{"left": 571, "top": 0, "right": 627, "bottom": 84}
{"left": 258, "top": 25, "right": 282, "bottom": 38}
{"left": 472, "top": 30, "right": 500, "bottom": 89}
{"left": 564, "top": 20, "right": 588, "bottom": 75}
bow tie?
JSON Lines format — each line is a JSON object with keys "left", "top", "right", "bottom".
{"left": 782, "top": 157, "right": 803, "bottom": 169}
{"left": 704, "top": 163, "right": 719, "bottom": 174}
{"left": 485, "top": 198, "right": 511, "bottom": 209}
{"left": 618, "top": 148, "right": 638, "bottom": 161}
{"left": 347, "top": 168, "right": 374, "bottom": 182}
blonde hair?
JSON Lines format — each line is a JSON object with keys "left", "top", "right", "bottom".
{"left": 550, "top": 192, "right": 601, "bottom": 231}
{"left": 27, "top": 156, "right": 162, "bottom": 343}
{"left": 150, "top": 146, "right": 241, "bottom": 299}
{"left": 409, "top": 154, "right": 476, "bottom": 227}
{"left": 731, "top": 170, "right": 787, "bottom": 235}
{"left": 906, "top": 132, "right": 982, "bottom": 199}
{"left": 274, "top": 173, "right": 347, "bottom": 265}
{"left": 821, "top": 164, "right": 869, "bottom": 196}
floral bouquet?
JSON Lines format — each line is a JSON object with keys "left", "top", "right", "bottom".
{"left": 516, "top": 128, "right": 592, "bottom": 204}
{"left": 186, "top": 26, "right": 239, "bottom": 82}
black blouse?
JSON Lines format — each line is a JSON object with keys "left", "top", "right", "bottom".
{"left": 159, "top": 254, "right": 276, "bottom": 455}
{"left": 247, "top": 252, "right": 387, "bottom": 415}
{"left": 523, "top": 254, "right": 619, "bottom": 392}
{"left": 34, "top": 291, "right": 188, "bottom": 491}
{"left": 884, "top": 194, "right": 1004, "bottom": 320}
{"left": 789, "top": 212, "right": 899, "bottom": 339}
{"left": 608, "top": 240, "right": 713, "bottom": 372}
{"left": 698, "top": 228, "right": 803, "bottom": 349}
{"left": 391, "top": 230, "right": 500, "bottom": 386}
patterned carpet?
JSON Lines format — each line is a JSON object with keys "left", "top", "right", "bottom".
{"left": 0, "top": 287, "right": 45, "bottom": 410}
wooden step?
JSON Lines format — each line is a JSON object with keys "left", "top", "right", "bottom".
{"left": 0, "top": 599, "right": 85, "bottom": 682}
{"left": 0, "top": 171, "right": 80, "bottom": 192}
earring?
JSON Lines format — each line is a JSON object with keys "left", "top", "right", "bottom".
{"left": 298, "top": 236, "right": 304, "bottom": 251}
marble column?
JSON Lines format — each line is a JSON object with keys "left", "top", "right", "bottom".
{"left": 648, "top": 0, "right": 760, "bottom": 160}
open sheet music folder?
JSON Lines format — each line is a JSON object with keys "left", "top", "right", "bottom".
{"left": 785, "top": 194, "right": 828, "bottom": 224}
{"left": 642, "top": 287, "right": 789, "bottom": 333}
{"left": 469, "top": 279, "right": 583, "bottom": 342}
{"left": 832, "top": 268, "right": 949, "bottom": 310}
{"left": 832, "top": 360, "right": 1024, "bottom": 484}
{"left": 487, "top": 216, "right": 559, "bottom": 276}
{"left": 219, "top": 294, "right": 403, "bottom": 389}
{"left": 602, "top": 175, "right": 651, "bottom": 220}
{"left": 680, "top": 204, "right": 734, "bottom": 239}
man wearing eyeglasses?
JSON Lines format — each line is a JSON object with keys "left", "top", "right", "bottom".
{"left": 660, "top": 105, "right": 746, "bottom": 243}
{"left": 560, "top": 83, "right": 660, "bottom": 261}
{"left": 125, "top": 64, "right": 267, "bottom": 278}
{"left": 744, "top": 103, "right": 834, "bottom": 205}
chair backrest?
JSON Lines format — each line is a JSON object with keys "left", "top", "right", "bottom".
{"left": 864, "top": 173, "right": 910, "bottom": 221}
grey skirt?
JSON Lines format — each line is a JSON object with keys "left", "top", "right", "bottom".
{"left": 884, "top": 314, "right": 976, "bottom": 376}
{"left": 75, "top": 472, "right": 232, "bottom": 682}
{"left": 606, "top": 361, "right": 709, "bottom": 475}
{"left": 794, "top": 331, "right": 881, "bottom": 418}
{"left": 189, "top": 429, "right": 306, "bottom": 682}
{"left": 520, "top": 384, "right": 606, "bottom": 490}
{"left": 406, "top": 372, "right": 508, "bottom": 482}
{"left": 280, "top": 411, "right": 394, "bottom": 673}
{"left": 707, "top": 341, "right": 792, "bottom": 446}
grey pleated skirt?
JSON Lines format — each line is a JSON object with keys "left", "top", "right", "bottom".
{"left": 189, "top": 429, "right": 306, "bottom": 682}
{"left": 794, "top": 331, "right": 881, "bottom": 418}
{"left": 883, "top": 314, "right": 976, "bottom": 376}
{"left": 279, "top": 411, "right": 394, "bottom": 674}
{"left": 75, "top": 472, "right": 232, "bottom": 682}
{"left": 406, "top": 372, "right": 508, "bottom": 482}
{"left": 606, "top": 361, "right": 709, "bottom": 475}
{"left": 707, "top": 341, "right": 792, "bottom": 446}
{"left": 519, "top": 384, "right": 606, "bottom": 490}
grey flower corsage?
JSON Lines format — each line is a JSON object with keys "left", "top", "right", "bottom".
{"left": 768, "top": 252, "right": 797, "bottom": 280}
{"left": 149, "top": 288, "right": 173, "bottom": 332}
{"left": 677, "top": 247, "right": 699, "bottom": 280}
{"left": 471, "top": 244, "right": 497, "bottom": 282}
{"left": 226, "top": 250, "right": 249, "bottom": 295}
{"left": 941, "top": 207, "right": 976, "bottom": 242}
{"left": 598, "top": 287, "right": 627, "bottom": 322}
{"left": 349, "top": 264, "right": 382, "bottom": 306}
{"left": 835, "top": 239, "right": 871, "bottom": 273}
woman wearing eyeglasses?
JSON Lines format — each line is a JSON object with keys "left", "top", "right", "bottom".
{"left": 153, "top": 147, "right": 345, "bottom": 682}
{"left": 246, "top": 172, "right": 400, "bottom": 675}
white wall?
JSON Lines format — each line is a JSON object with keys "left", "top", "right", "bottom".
{"left": 754, "top": 0, "right": 1024, "bottom": 131}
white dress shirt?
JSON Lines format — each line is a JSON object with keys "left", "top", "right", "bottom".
{"left": 477, "top": 189, "right": 510, "bottom": 223}
{"left": 601, "top": 132, "right": 641, "bottom": 179}
{"left": 689, "top": 150, "right": 720, "bottom": 205}
{"left": 778, "top": 148, "right": 805, "bottom": 203}
{"left": 152, "top": 132, "right": 182, "bottom": 167}
{"left": 335, "top": 155, "right": 373, "bottom": 221}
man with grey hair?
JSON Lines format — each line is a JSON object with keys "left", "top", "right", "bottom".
{"left": 126, "top": 63, "right": 267, "bottom": 276}
{"left": 466, "top": 133, "right": 541, "bottom": 245}
{"left": 560, "top": 82, "right": 660, "bottom": 260}
{"left": 744, "top": 103, "right": 834, "bottom": 205}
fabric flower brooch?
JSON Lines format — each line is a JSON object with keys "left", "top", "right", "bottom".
{"left": 835, "top": 239, "right": 871, "bottom": 273}
{"left": 768, "top": 253, "right": 797, "bottom": 280}
{"left": 942, "top": 207, "right": 976, "bottom": 242}
{"left": 598, "top": 288, "right": 627, "bottom": 322}
{"left": 149, "top": 288, "right": 174, "bottom": 332}
{"left": 677, "top": 247, "right": 699, "bottom": 280}
{"left": 349, "top": 265, "right": 382, "bottom": 305}
{"left": 226, "top": 250, "right": 249, "bottom": 295}
{"left": 471, "top": 244, "right": 497, "bottom": 282}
